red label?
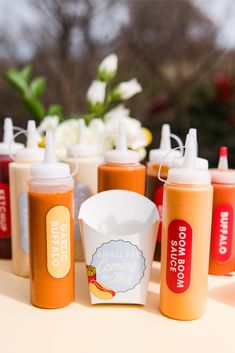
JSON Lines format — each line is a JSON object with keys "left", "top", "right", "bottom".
{"left": 211, "top": 204, "right": 234, "bottom": 263}
{"left": 0, "top": 182, "right": 11, "bottom": 238}
{"left": 154, "top": 186, "right": 164, "bottom": 241}
{"left": 166, "top": 220, "right": 192, "bottom": 294}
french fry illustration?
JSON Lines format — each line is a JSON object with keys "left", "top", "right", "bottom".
{"left": 86, "top": 265, "right": 96, "bottom": 283}
{"left": 89, "top": 280, "right": 116, "bottom": 300}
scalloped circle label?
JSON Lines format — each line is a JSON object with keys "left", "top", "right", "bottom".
{"left": 91, "top": 240, "right": 146, "bottom": 293}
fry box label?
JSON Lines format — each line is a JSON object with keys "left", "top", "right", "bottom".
{"left": 91, "top": 240, "right": 146, "bottom": 293}
{"left": 46, "top": 206, "right": 71, "bottom": 278}
{"left": 211, "top": 204, "right": 234, "bottom": 263}
{"left": 0, "top": 182, "right": 11, "bottom": 238}
{"left": 166, "top": 220, "right": 192, "bottom": 293}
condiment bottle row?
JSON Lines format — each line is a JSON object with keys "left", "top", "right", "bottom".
{"left": 1, "top": 117, "right": 235, "bottom": 321}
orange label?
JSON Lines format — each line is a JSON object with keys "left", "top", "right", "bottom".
{"left": 46, "top": 206, "right": 71, "bottom": 278}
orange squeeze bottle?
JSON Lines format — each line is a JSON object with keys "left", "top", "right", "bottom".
{"left": 160, "top": 133, "right": 213, "bottom": 320}
{"left": 209, "top": 147, "right": 235, "bottom": 275}
{"left": 28, "top": 130, "right": 74, "bottom": 308}
{"left": 98, "top": 121, "right": 145, "bottom": 195}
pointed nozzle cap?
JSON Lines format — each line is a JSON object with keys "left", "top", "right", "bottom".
{"left": 218, "top": 146, "right": 228, "bottom": 170}
{"left": 171, "top": 129, "right": 208, "bottom": 170}
{"left": 189, "top": 128, "right": 198, "bottom": 155}
{"left": 104, "top": 121, "right": 139, "bottom": 163}
{"left": 67, "top": 119, "right": 96, "bottom": 158}
{"left": 15, "top": 120, "right": 44, "bottom": 162}
{"left": 0, "top": 117, "right": 24, "bottom": 155}
{"left": 159, "top": 124, "right": 171, "bottom": 150}
{"left": 26, "top": 120, "right": 38, "bottom": 149}
{"left": 210, "top": 146, "right": 235, "bottom": 184}
{"left": 182, "top": 134, "right": 197, "bottom": 169}
{"left": 166, "top": 133, "right": 210, "bottom": 185}
{"left": 30, "top": 129, "right": 70, "bottom": 179}
{"left": 149, "top": 123, "right": 181, "bottom": 165}
{"left": 3, "top": 117, "right": 14, "bottom": 143}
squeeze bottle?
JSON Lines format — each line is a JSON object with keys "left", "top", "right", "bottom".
{"left": 209, "top": 147, "right": 235, "bottom": 275}
{"left": 160, "top": 133, "right": 213, "bottom": 320}
{"left": 146, "top": 124, "right": 182, "bottom": 260}
{"left": 0, "top": 117, "right": 23, "bottom": 258}
{"left": 28, "top": 130, "right": 74, "bottom": 308}
{"left": 98, "top": 121, "right": 145, "bottom": 194}
{"left": 65, "top": 119, "right": 103, "bottom": 261}
{"left": 9, "top": 120, "right": 44, "bottom": 277}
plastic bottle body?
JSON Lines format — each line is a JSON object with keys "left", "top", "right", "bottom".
{"left": 28, "top": 178, "right": 74, "bottom": 308}
{"left": 146, "top": 161, "right": 169, "bottom": 260}
{"left": 0, "top": 154, "right": 13, "bottom": 258}
{"left": 160, "top": 183, "right": 213, "bottom": 320}
{"left": 209, "top": 182, "right": 235, "bottom": 274}
{"left": 9, "top": 162, "right": 32, "bottom": 276}
{"left": 98, "top": 162, "right": 146, "bottom": 195}
{"left": 65, "top": 155, "right": 103, "bottom": 261}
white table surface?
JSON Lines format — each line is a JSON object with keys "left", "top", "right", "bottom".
{"left": 0, "top": 260, "right": 234, "bottom": 353}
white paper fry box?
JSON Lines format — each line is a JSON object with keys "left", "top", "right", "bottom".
{"left": 79, "top": 190, "right": 159, "bottom": 305}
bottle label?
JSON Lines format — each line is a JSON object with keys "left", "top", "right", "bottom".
{"left": 74, "top": 183, "right": 91, "bottom": 240}
{"left": 211, "top": 204, "right": 234, "bottom": 263}
{"left": 166, "top": 220, "right": 193, "bottom": 293}
{"left": 46, "top": 206, "right": 71, "bottom": 278}
{"left": 19, "top": 192, "right": 29, "bottom": 253}
{"left": 0, "top": 182, "right": 11, "bottom": 238}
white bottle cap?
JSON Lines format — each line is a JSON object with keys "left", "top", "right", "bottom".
{"left": 30, "top": 130, "right": 70, "bottom": 179}
{"left": 67, "top": 119, "right": 96, "bottom": 158}
{"left": 149, "top": 124, "right": 181, "bottom": 166}
{"left": 15, "top": 120, "right": 44, "bottom": 162}
{"left": 210, "top": 146, "right": 235, "bottom": 184}
{"left": 0, "top": 117, "right": 24, "bottom": 155}
{"left": 171, "top": 128, "right": 208, "bottom": 170}
{"left": 167, "top": 133, "right": 211, "bottom": 185}
{"left": 172, "top": 156, "right": 208, "bottom": 170}
{"left": 104, "top": 121, "right": 139, "bottom": 164}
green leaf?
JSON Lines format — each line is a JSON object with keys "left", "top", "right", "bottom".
{"left": 20, "top": 65, "right": 32, "bottom": 83}
{"left": 5, "top": 68, "right": 29, "bottom": 95}
{"left": 23, "top": 96, "right": 45, "bottom": 122}
{"left": 48, "top": 104, "right": 62, "bottom": 116}
{"left": 30, "top": 77, "right": 46, "bottom": 98}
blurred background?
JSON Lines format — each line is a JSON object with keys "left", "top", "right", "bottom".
{"left": 0, "top": 0, "right": 235, "bottom": 166}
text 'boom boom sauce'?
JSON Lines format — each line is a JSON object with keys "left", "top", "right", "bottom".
{"left": 28, "top": 130, "right": 74, "bottom": 309}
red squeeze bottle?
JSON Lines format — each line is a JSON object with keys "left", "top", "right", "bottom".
{"left": 0, "top": 118, "right": 23, "bottom": 258}
{"left": 209, "top": 146, "right": 235, "bottom": 275}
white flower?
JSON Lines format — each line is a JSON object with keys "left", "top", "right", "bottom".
{"left": 136, "top": 147, "right": 147, "bottom": 161}
{"left": 87, "top": 80, "right": 106, "bottom": 104}
{"left": 37, "top": 115, "right": 59, "bottom": 134}
{"left": 116, "top": 79, "right": 142, "bottom": 100}
{"left": 99, "top": 53, "right": 118, "bottom": 76}
{"left": 104, "top": 104, "right": 130, "bottom": 121}
{"left": 55, "top": 119, "right": 88, "bottom": 146}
